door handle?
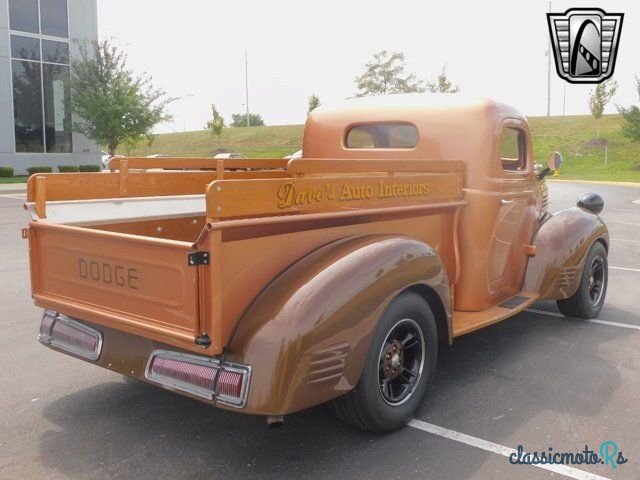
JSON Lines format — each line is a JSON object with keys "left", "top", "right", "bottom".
{"left": 501, "top": 199, "right": 515, "bottom": 205}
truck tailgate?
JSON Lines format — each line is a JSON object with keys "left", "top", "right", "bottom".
{"left": 28, "top": 221, "right": 206, "bottom": 353}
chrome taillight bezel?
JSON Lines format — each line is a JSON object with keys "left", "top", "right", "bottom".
{"left": 38, "top": 311, "right": 103, "bottom": 361}
{"left": 145, "top": 349, "right": 251, "bottom": 408}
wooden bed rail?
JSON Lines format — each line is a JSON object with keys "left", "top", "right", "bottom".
{"left": 108, "top": 157, "right": 290, "bottom": 172}
{"left": 27, "top": 157, "right": 465, "bottom": 220}
{"left": 286, "top": 159, "right": 465, "bottom": 176}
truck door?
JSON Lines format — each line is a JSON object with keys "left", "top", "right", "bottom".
{"left": 487, "top": 121, "right": 537, "bottom": 301}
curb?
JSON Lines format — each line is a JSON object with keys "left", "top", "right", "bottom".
{"left": 548, "top": 179, "right": 640, "bottom": 188}
{"left": 0, "top": 184, "right": 27, "bottom": 194}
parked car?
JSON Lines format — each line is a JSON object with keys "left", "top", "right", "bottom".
{"left": 214, "top": 153, "right": 246, "bottom": 159}
{"left": 101, "top": 151, "right": 110, "bottom": 170}
{"left": 283, "top": 149, "right": 302, "bottom": 159}
{"left": 24, "top": 95, "right": 608, "bottom": 432}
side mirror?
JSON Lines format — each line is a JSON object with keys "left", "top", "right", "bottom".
{"left": 536, "top": 151, "right": 563, "bottom": 180}
{"left": 547, "top": 151, "right": 563, "bottom": 171}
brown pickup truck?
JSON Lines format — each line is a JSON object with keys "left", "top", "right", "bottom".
{"left": 25, "top": 95, "right": 609, "bottom": 432}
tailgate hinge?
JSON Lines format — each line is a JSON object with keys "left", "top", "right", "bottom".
{"left": 188, "top": 251, "right": 210, "bottom": 266}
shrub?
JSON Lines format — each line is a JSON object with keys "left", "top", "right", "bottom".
{"left": 26, "top": 166, "right": 53, "bottom": 176}
{"left": 58, "top": 165, "right": 80, "bottom": 173}
{"left": 79, "top": 164, "right": 101, "bottom": 172}
{"left": 0, "top": 167, "right": 14, "bottom": 177}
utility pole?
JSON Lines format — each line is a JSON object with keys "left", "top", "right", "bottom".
{"left": 547, "top": 1, "right": 552, "bottom": 116}
{"left": 245, "top": 50, "right": 250, "bottom": 127}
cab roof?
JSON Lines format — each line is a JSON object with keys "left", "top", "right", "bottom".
{"left": 302, "top": 93, "right": 527, "bottom": 162}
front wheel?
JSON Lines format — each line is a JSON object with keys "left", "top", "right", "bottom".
{"left": 557, "top": 242, "right": 608, "bottom": 319}
{"left": 329, "top": 292, "right": 438, "bottom": 432}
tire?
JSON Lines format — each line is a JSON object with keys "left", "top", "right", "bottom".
{"left": 557, "top": 242, "right": 608, "bottom": 319}
{"left": 329, "top": 292, "right": 438, "bottom": 432}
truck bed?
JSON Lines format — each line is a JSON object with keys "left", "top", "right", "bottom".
{"left": 26, "top": 157, "right": 465, "bottom": 354}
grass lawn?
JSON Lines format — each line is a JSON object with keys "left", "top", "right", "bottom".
{"left": 529, "top": 114, "right": 640, "bottom": 182}
{"left": 117, "top": 114, "right": 637, "bottom": 182}
{"left": 0, "top": 176, "right": 28, "bottom": 184}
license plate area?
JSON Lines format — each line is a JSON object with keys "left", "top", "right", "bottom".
{"left": 38, "top": 310, "right": 103, "bottom": 361}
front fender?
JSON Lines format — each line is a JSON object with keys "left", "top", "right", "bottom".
{"left": 523, "top": 207, "right": 609, "bottom": 300}
{"left": 225, "top": 235, "right": 450, "bottom": 416}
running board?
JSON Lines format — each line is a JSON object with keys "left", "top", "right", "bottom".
{"left": 452, "top": 292, "right": 540, "bottom": 337}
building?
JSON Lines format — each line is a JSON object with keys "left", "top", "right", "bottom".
{"left": 0, "top": 0, "right": 99, "bottom": 175}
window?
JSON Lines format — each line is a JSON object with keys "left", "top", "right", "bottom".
{"left": 9, "top": 0, "right": 69, "bottom": 37}
{"left": 42, "top": 40, "right": 69, "bottom": 64}
{"left": 40, "top": 0, "right": 69, "bottom": 37}
{"left": 346, "top": 123, "right": 418, "bottom": 149}
{"left": 12, "top": 60, "right": 44, "bottom": 152}
{"left": 500, "top": 127, "right": 526, "bottom": 171}
{"left": 9, "top": 0, "right": 72, "bottom": 154}
{"left": 9, "top": 0, "right": 39, "bottom": 34}
{"left": 10, "top": 34, "right": 40, "bottom": 60}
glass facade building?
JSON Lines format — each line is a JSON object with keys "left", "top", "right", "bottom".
{"left": 0, "top": 0, "right": 99, "bottom": 174}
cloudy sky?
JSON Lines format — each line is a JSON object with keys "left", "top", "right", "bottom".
{"left": 97, "top": 0, "right": 639, "bottom": 134}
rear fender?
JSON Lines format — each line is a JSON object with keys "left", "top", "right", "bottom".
{"left": 225, "top": 235, "right": 451, "bottom": 416}
{"left": 523, "top": 207, "right": 609, "bottom": 300}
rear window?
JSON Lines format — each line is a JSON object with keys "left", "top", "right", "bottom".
{"left": 500, "top": 127, "right": 527, "bottom": 171}
{"left": 345, "top": 123, "right": 418, "bottom": 149}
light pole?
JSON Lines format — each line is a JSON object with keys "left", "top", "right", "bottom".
{"left": 547, "top": 1, "right": 552, "bottom": 116}
{"left": 245, "top": 50, "right": 250, "bottom": 127}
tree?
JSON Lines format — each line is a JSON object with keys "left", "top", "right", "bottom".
{"left": 588, "top": 80, "right": 618, "bottom": 139}
{"left": 205, "top": 104, "right": 225, "bottom": 148}
{"left": 70, "top": 39, "right": 174, "bottom": 157}
{"left": 354, "top": 50, "right": 425, "bottom": 97}
{"left": 426, "top": 66, "right": 460, "bottom": 93}
{"left": 307, "top": 94, "right": 321, "bottom": 115}
{"left": 230, "top": 113, "right": 265, "bottom": 127}
{"left": 618, "top": 75, "right": 640, "bottom": 143}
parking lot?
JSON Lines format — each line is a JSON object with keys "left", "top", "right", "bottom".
{"left": 0, "top": 181, "right": 638, "bottom": 480}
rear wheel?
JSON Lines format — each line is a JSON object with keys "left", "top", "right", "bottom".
{"left": 557, "top": 242, "right": 608, "bottom": 319}
{"left": 329, "top": 292, "right": 437, "bottom": 432}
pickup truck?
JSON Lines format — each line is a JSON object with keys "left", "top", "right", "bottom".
{"left": 24, "top": 94, "right": 609, "bottom": 432}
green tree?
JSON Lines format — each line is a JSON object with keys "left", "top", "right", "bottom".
{"left": 588, "top": 80, "right": 618, "bottom": 139}
{"left": 307, "top": 94, "right": 321, "bottom": 115}
{"left": 230, "top": 113, "right": 265, "bottom": 127}
{"left": 205, "top": 104, "right": 225, "bottom": 148}
{"left": 618, "top": 76, "right": 640, "bottom": 143}
{"left": 426, "top": 66, "right": 460, "bottom": 93}
{"left": 354, "top": 50, "right": 425, "bottom": 97}
{"left": 70, "top": 39, "right": 174, "bottom": 157}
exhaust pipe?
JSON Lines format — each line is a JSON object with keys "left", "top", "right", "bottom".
{"left": 266, "top": 415, "right": 284, "bottom": 428}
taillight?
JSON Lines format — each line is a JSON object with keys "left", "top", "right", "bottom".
{"left": 38, "top": 311, "right": 103, "bottom": 361}
{"left": 145, "top": 350, "right": 251, "bottom": 408}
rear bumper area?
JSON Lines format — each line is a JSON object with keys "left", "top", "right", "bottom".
{"left": 38, "top": 311, "right": 252, "bottom": 412}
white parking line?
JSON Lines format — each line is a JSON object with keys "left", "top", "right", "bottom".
{"left": 0, "top": 194, "right": 26, "bottom": 200}
{"left": 408, "top": 419, "right": 611, "bottom": 480}
{"left": 611, "top": 208, "right": 640, "bottom": 213}
{"left": 610, "top": 221, "right": 640, "bottom": 227}
{"left": 526, "top": 308, "right": 640, "bottom": 331}
{"left": 610, "top": 266, "right": 640, "bottom": 273}
{"left": 611, "top": 238, "right": 640, "bottom": 244}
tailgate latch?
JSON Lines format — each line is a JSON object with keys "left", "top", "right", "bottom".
{"left": 188, "top": 251, "right": 210, "bottom": 266}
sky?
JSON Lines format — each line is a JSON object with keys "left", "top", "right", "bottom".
{"left": 96, "top": 0, "right": 639, "bottom": 134}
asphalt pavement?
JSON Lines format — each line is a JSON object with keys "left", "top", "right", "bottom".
{"left": 0, "top": 181, "right": 638, "bottom": 480}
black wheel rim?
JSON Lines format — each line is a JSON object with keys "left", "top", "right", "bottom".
{"left": 588, "top": 255, "right": 605, "bottom": 306}
{"left": 377, "top": 318, "right": 425, "bottom": 406}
